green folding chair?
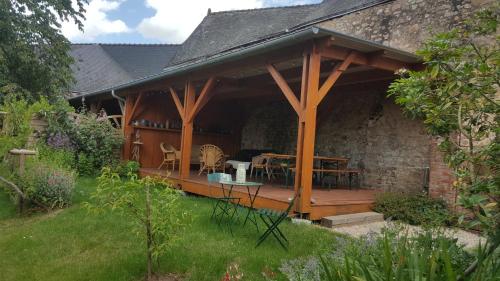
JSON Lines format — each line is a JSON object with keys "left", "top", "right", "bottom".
{"left": 255, "top": 195, "right": 296, "bottom": 250}
{"left": 207, "top": 173, "right": 241, "bottom": 230}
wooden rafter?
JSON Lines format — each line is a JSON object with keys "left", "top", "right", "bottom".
{"left": 187, "top": 77, "right": 217, "bottom": 123}
{"left": 126, "top": 92, "right": 144, "bottom": 125}
{"left": 316, "top": 51, "right": 356, "bottom": 105}
{"left": 169, "top": 87, "right": 185, "bottom": 120}
{"left": 317, "top": 41, "right": 412, "bottom": 72}
{"left": 266, "top": 64, "right": 301, "bottom": 115}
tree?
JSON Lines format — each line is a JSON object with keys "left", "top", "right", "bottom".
{"left": 85, "top": 168, "right": 189, "bottom": 281}
{"left": 0, "top": 0, "right": 86, "bottom": 102}
{"left": 388, "top": 5, "right": 499, "bottom": 278}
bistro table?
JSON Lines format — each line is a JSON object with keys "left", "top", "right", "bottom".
{"left": 225, "top": 160, "right": 251, "bottom": 170}
{"left": 219, "top": 180, "right": 264, "bottom": 230}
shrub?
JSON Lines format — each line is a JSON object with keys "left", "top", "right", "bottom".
{"left": 23, "top": 164, "right": 76, "bottom": 209}
{"left": 85, "top": 168, "right": 189, "bottom": 280}
{"left": 373, "top": 192, "right": 455, "bottom": 226}
{"left": 114, "top": 160, "right": 140, "bottom": 177}
{"left": 72, "top": 113, "right": 123, "bottom": 175}
{"left": 36, "top": 143, "right": 75, "bottom": 170}
{"left": 280, "top": 227, "right": 491, "bottom": 281}
{"left": 76, "top": 152, "right": 96, "bottom": 176}
{"left": 0, "top": 97, "right": 32, "bottom": 156}
{"left": 46, "top": 132, "right": 73, "bottom": 150}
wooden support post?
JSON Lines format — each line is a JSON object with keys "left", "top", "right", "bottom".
{"left": 294, "top": 53, "right": 309, "bottom": 212}
{"left": 122, "top": 95, "right": 136, "bottom": 160}
{"left": 179, "top": 81, "right": 195, "bottom": 179}
{"left": 299, "top": 48, "right": 321, "bottom": 213}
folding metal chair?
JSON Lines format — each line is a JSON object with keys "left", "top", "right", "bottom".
{"left": 207, "top": 173, "right": 241, "bottom": 233}
{"left": 255, "top": 196, "right": 296, "bottom": 250}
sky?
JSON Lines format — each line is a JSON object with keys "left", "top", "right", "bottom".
{"left": 61, "top": 0, "right": 322, "bottom": 44}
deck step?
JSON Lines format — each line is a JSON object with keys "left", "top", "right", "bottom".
{"left": 321, "top": 212, "right": 384, "bottom": 228}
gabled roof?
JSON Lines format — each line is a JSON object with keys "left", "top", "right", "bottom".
{"left": 69, "top": 44, "right": 180, "bottom": 97}
{"left": 69, "top": 0, "right": 415, "bottom": 100}
{"left": 75, "top": 26, "right": 419, "bottom": 99}
{"left": 170, "top": 0, "right": 391, "bottom": 65}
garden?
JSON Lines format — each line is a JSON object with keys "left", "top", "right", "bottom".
{"left": 0, "top": 2, "right": 499, "bottom": 281}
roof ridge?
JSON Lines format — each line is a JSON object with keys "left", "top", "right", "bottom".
{"left": 208, "top": 2, "right": 319, "bottom": 15}
{"left": 71, "top": 43, "right": 180, "bottom": 46}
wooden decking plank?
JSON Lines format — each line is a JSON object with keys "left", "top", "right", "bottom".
{"left": 140, "top": 168, "right": 377, "bottom": 220}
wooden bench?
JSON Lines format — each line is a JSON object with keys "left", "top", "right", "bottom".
{"left": 288, "top": 168, "right": 361, "bottom": 188}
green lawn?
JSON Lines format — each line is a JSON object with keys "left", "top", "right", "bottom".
{"left": 0, "top": 177, "right": 339, "bottom": 281}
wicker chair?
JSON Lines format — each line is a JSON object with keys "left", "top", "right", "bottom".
{"left": 158, "top": 143, "right": 180, "bottom": 171}
{"left": 250, "top": 155, "right": 266, "bottom": 179}
{"left": 199, "top": 144, "right": 226, "bottom": 175}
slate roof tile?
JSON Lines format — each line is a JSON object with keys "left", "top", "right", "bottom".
{"left": 69, "top": 44, "right": 180, "bottom": 96}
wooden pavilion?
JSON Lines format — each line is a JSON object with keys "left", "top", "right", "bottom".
{"left": 112, "top": 27, "right": 420, "bottom": 220}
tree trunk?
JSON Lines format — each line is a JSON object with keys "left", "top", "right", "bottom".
{"left": 146, "top": 184, "right": 153, "bottom": 281}
{"left": 0, "top": 176, "right": 49, "bottom": 211}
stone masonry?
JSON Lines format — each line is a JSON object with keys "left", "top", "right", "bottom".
{"left": 319, "top": 0, "right": 493, "bottom": 53}
{"left": 241, "top": 87, "right": 431, "bottom": 192}
{"left": 242, "top": 0, "right": 495, "bottom": 199}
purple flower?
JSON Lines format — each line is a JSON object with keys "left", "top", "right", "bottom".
{"left": 47, "top": 132, "right": 73, "bottom": 150}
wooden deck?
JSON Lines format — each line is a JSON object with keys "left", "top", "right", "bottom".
{"left": 140, "top": 168, "right": 378, "bottom": 220}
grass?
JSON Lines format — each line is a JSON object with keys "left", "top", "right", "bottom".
{"left": 0, "top": 177, "right": 340, "bottom": 281}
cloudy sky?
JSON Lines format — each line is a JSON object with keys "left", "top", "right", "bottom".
{"left": 61, "top": 0, "right": 321, "bottom": 44}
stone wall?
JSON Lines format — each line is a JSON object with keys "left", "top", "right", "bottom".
{"left": 319, "top": 0, "right": 493, "bottom": 53}
{"left": 241, "top": 87, "right": 431, "bottom": 192}
{"left": 241, "top": 103, "right": 298, "bottom": 153}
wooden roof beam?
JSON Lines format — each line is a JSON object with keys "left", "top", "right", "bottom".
{"left": 187, "top": 77, "right": 218, "bottom": 123}
{"left": 126, "top": 92, "right": 144, "bottom": 125}
{"left": 169, "top": 87, "right": 185, "bottom": 121}
{"left": 317, "top": 43, "right": 412, "bottom": 72}
{"left": 316, "top": 51, "right": 356, "bottom": 106}
{"left": 266, "top": 64, "right": 301, "bottom": 116}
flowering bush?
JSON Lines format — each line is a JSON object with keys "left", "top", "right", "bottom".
{"left": 24, "top": 164, "right": 76, "bottom": 209}
{"left": 72, "top": 113, "right": 123, "bottom": 175}
{"left": 46, "top": 132, "right": 73, "bottom": 150}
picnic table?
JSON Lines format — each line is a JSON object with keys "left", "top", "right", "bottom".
{"left": 260, "top": 153, "right": 351, "bottom": 186}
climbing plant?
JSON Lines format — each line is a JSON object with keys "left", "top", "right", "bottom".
{"left": 388, "top": 5, "right": 499, "bottom": 277}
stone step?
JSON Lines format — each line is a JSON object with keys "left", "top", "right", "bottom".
{"left": 321, "top": 212, "right": 384, "bottom": 228}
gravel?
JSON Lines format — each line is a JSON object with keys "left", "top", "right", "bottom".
{"left": 330, "top": 221, "right": 485, "bottom": 249}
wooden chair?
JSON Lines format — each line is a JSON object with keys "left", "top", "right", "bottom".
{"left": 158, "top": 143, "right": 180, "bottom": 171}
{"left": 199, "top": 144, "right": 226, "bottom": 175}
